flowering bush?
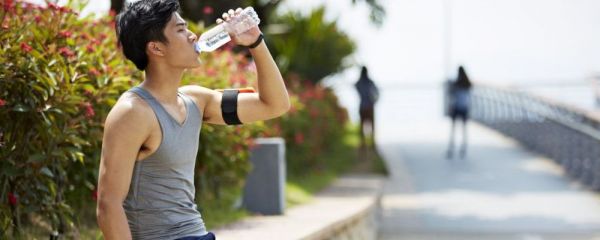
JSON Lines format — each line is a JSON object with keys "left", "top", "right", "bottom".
{"left": 262, "top": 73, "right": 349, "bottom": 174}
{"left": 0, "top": 1, "right": 135, "bottom": 236}
{"left": 0, "top": 1, "right": 262, "bottom": 237}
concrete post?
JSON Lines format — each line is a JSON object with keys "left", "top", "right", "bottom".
{"left": 243, "top": 138, "right": 286, "bottom": 215}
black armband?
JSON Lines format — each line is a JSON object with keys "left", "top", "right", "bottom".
{"left": 221, "top": 89, "right": 242, "bottom": 125}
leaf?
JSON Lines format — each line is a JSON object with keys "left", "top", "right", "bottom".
{"left": 12, "top": 103, "right": 29, "bottom": 112}
{"left": 27, "top": 154, "right": 46, "bottom": 163}
{"left": 40, "top": 167, "right": 54, "bottom": 178}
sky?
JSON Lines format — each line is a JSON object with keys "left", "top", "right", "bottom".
{"left": 281, "top": 0, "right": 600, "bottom": 89}
{"left": 28, "top": 0, "right": 600, "bottom": 88}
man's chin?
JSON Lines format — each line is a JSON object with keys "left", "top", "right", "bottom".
{"left": 186, "top": 60, "right": 202, "bottom": 69}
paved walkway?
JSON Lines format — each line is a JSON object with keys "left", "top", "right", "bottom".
{"left": 374, "top": 88, "right": 600, "bottom": 240}
{"left": 213, "top": 175, "right": 384, "bottom": 239}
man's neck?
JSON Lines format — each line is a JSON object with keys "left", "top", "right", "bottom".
{"left": 140, "top": 62, "right": 184, "bottom": 104}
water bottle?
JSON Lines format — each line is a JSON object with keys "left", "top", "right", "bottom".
{"left": 194, "top": 7, "right": 260, "bottom": 53}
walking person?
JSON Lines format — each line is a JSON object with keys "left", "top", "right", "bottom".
{"left": 446, "top": 66, "right": 472, "bottom": 159}
{"left": 355, "top": 66, "right": 380, "bottom": 157}
{"left": 96, "top": 1, "right": 290, "bottom": 239}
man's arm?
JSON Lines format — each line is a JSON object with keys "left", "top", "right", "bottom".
{"left": 96, "top": 97, "right": 151, "bottom": 239}
{"left": 181, "top": 41, "right": 290, "bottom": 125}
{"left": 181, "top": 8, "right": 289, "bottom": 125}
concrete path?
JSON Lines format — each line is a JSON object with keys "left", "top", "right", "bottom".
{"left": 374, "top": 88, "right": 600, "bottom": 240}
{"left": 213, "top": 175, "right": 384, "bottom": 240}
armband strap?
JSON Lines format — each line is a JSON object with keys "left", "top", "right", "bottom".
{"left": 246, "top": 33, "right": 264, "bottom": 49}
{"left": 221, "top": 89, "right": 242, "bottom": 125}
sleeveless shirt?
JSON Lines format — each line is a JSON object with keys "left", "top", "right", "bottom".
{"left": 123, "top": 86, "right": 207, "bottom": 239}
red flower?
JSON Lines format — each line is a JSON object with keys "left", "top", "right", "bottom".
{"left": 58, "top": 30, "right": 72, "bottom": 38}
{"left": 86, "top": 45, "right": 94, "bottom": 53}
{"left": 47, "top": 2, "right": 58, "bottom": 10}
{"left": 206, "top": 67, "right": 217, "bottom": 77}
{"left": 104, "top": 65, "right": 112, "bottom": 74}
{"left": 58, "top": 6, "right": 72, "bottom": 13}
{"left": 82, "top": 102, "right": 95, "bottom": 118}
{"left": 22, "top": 2, "right": 34, "bottom": 11}
{"left": 234, "top": 144, "right": 243, "bottom": 153}
{"left": 203, "top": 6, "right": 213, "bottom": 15}
{"left": 89, "top": 67, "right": 101, "bottom": 77}
{"left": 246, "top": 139, "right": 257, "bottom": 150}
{"left": 20, "top": 42, "right": 32, "bottom": 53}
{"left": 7, "top": 192, "right": 17, "bottom": 206}
{"left": 0, "top": 98, "right": 6, "bottom": 107}
{"left": 90, "top": 38, "right": 101, "bottom": 46}
{"left": 310, "top": 108, "right": 319, "bottom": 118}
{"left": 1, "top": 15, "right": 9, "bottom": 29}
{"left": 294, "top": 132, "right": 304, "bottom": 144}
{"left": 34, "top": 15, "right": 41, "bottom": 23}
{"left": 58, "top": 47, "right": 75, "bottom": 58}
{"left": 244, "top": 62, "right": 257, "bottom": 72}
{"left": 4, "top": 0, "right": 13, "bottom": 12}
{"left": 99, "top": 33, "right": 107, "bottom": 41}
{"left": 314, "top": 89, "right": 324, "bottom": 100}
{"left": 80, "top": 33, "right": 90, "bottom": 40}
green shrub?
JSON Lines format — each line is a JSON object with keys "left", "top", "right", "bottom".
{"left": 262, "top": 74, "right": 349, "bottom": 175}
{"left": 0, "top": 2, "right": 137, "bottom": 236}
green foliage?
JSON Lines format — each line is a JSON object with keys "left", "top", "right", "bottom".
{"left": 0, "top": 2, "right": 137, "bottom": 237}
{"left": 268, "top": 6, "right": 356, "bottom": 84}
{"left": 262, "top": 74, "right": 349, "bottom": 175}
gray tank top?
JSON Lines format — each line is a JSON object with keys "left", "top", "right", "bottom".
{"left": 123, "top": 86, "right": 207, "bottom": 240}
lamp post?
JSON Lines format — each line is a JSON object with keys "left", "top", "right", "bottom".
{"left": 443, "top": 0, "right": 453, "bottom": 80}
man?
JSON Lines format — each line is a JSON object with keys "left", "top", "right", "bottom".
{"left": 355, "top": 66, "right": 379, "bottom": 150}
{"left": 96, "top": 0, "right": 290, "bottom": 239}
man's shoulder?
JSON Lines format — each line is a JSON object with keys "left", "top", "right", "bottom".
{"left": 179, "top": 84, "right": 213, "bottom": 96}
{"left": 105, "top": 91, "right": 154, "bottom": 127}
{"left": 179, "top": 85, "right": 215, "bottom": 108}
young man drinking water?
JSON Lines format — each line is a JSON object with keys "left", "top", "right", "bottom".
{"left": 95, "top": 0, "right": 290, "bottom": 239}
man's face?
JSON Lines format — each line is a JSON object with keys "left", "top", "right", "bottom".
{"left": 155, "top": 12, "right": 200, "bottom": 69}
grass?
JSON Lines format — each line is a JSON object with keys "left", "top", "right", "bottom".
{"left": 198, "top": 187, "right": 249, "bottom": 230}
{"left": 13, "top": 123, "right": 387, "bottom": 239}
{"left": 285, "top": 123, "right": 388, "bottom": 207}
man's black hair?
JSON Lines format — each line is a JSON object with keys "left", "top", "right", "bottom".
{"left": 115, "top": 0, "right": 180, "bottom": 71}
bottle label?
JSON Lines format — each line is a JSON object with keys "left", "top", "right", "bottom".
{"left": 205, "top": 31, "right": 231, "bottom": 49}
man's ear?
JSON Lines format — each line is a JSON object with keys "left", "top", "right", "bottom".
{"left": 147, "top": 41, "right": 165, "bottom": 57}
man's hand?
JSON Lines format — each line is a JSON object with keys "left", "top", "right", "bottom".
{"left": 216, "top": 8, "right": 262, "bottom": 46}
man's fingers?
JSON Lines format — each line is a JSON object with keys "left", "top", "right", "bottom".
{"left": 228, "top": 9, "right": 235, "bottom": 16}
{"left": 216, "top": 18, "right": 223, "bottom": 24}
{"left": 222, "top": 12, "right": 229, "bottom": 21}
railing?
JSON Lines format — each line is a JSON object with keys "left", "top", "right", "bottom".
{"left": 470, "top": 85, "right": 600, "bottom": 190}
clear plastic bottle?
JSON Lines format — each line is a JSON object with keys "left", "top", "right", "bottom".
{"left": 194, "top": 7, "right": 260, "bottom": 53}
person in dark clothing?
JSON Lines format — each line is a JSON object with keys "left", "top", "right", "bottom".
{"left": 355, "top": 66, "right": 380, "bottom": 151}
{"left": 446, "top": 66, "right": 472, "bottom": 159}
